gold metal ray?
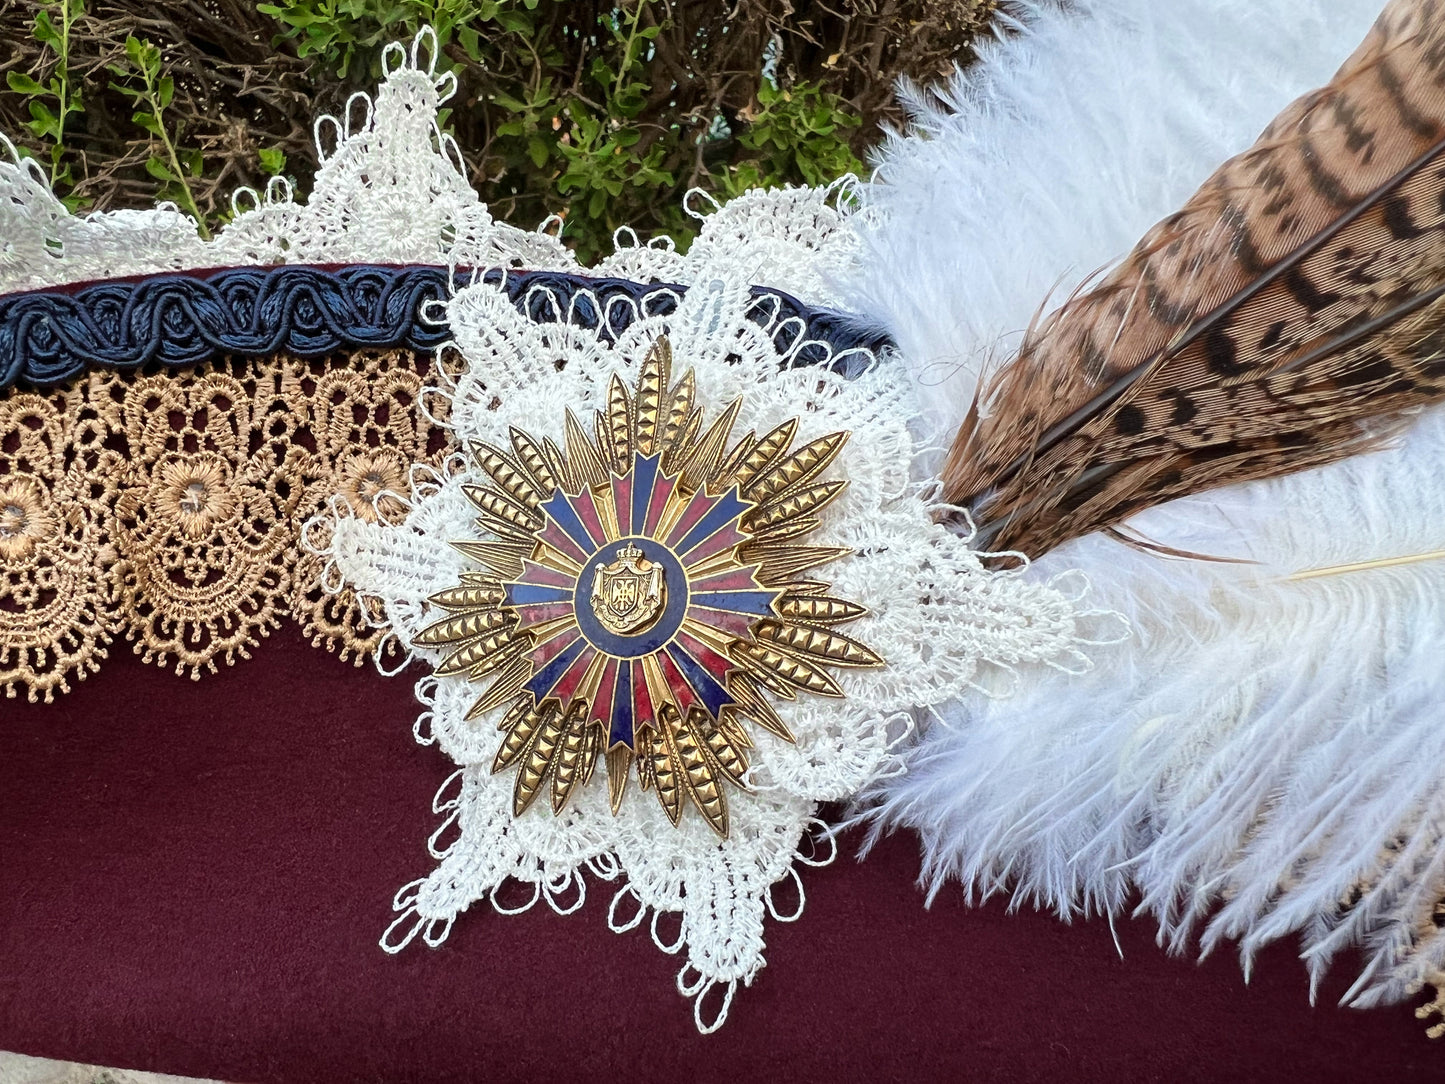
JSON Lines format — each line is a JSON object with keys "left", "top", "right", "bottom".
{"left": 550, "top": 702, "right": 592, "bottom": 814}
{"left": 635, "top": 740, "right": 656, "bottom": 792}
{"left": 648, "top": 721, "right": 685, "bottom": 826}
{"left": 494, "top": 699, "right": 549, "bottom": 772}
{"left": 635, "top": 339, "right": 671, "bottom": 456}
{"left": 469, "top": 441, "right": 545, "bottom": 510}
{"left": 415, "top": 606, "right": 513, "bottom": 648}
{"left": 747, "top": 544, "right": 853, "bottom": 585}
{"left": 606, "top": 745, "right": 632, "bottom": 813}
{"left": 744, "top": 430, "right": 849, "bottom": 503}
{"left": 452, "top": 538, "right": 531, "bottom": 578}
{"left": 658, "top": 369, "right": 695, "bottom": 459}
{"left": 593, "top": 487, "right": 621, "bottom": 543}
{"left": 755, "top": 619, "right": 884, "bottom": 668}
{"left": 466, "top": 654, "right": 535, "bottom": 719}
{"left": 711, "top": 429, "right": 757, "bottom": 488}
{"left": 427, "top": 579, "right": 505, "bottom": 612}
{"left": 730, "top": 639, "right": 845, "bottom": 698}
{"left": 541, "top": 436, "right": 575, "bottom": 493}
{"left": 732, "top": 418, "right": 798, "bottom": 492}
{"left": 700, "top": 710, "right": 750, "bottom": 786}
{"left": 672, "top": 708, "right": 729, "bottom": 838}
{"left": 533, "top": 542, "right": 583, "bottom": 577}
{"left": 717, "top": 707, "right": 754, "bottom": 751}
{"left": 662, "top": 409, "right": 702, "bottom": 474}
{"left": 780, "top": 578, "right": 831, "bottom": 596}
{"left": 434, "top": 624, "right": 522, "bottom": 678}
{"left": 565, "top": 408, "right": 612, "bottom": 489}
{"left": 679, "top": 397, "right": 743, "bottom": 492}
{"left": 498, "top": 694, "right": 534, "bottom": 734}
{"left": 580, "top": 724, "right": 604, "bottom": 787}
{"left": 602, "top": 372, "right": 635, "bottom": 473}
{"left": 463, "top": 483, "right": 543, "bottom": 535}
{"left": 745, "top": 479, "right": 848, "bottom": 534}
{"left": 515, "top": 702, "right": 570, "bottom": 815}
{"left": 466, "top": 638, "right": 530, "bottom": 681}
{"left": 775, "top": 593, "right": 869, "bottom": 625}
{"left": 509, "top": 425, "right": 560, "bottom": 495}
{"left": 727, "top": 674, "right": 794, "bottom": 740}
{"left": 744, "top": 514, "right": 820, "bottom": 544}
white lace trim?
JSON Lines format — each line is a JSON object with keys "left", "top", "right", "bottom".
{"left": 0, "top": 29, "right": 573, "bottom": 293}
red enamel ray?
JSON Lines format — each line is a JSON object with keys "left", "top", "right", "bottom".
{"left": 655, "top": 649, "right": 699, "bottom": 716}
{"left": 689, "top": 566, "right": 766, "bottom": 592}
{"left": 674, "top": 628, "right": 736, "bottom": 687}
{"left": 515, "top": 559, "right": 576, "bottom": 589}
{"left": 662, "top": 489, "right": 716, "bottom": 550}
{"left": 551, "top": 644, "right": 598, "bottom": 706}
{"left": 537, "top": 519, "right": 592, "bottom": 566}
{"left": 612, "top": 471, "right": 633, "bottom": 537}
{"left": 642, "top": 472, "right": 676, "bottom": 536}
{"left": 679, "top": 521, "right": 748, "bottom": 568}
{"left": 511, "top": 601, "right": 574, "bottom": 627}
{"left": 632, "top": 665, "right": 657, "bottom": 733}
{"left": 528, "top": 627, "right": 582, "bottom": 670}
{"left": 686, "top": 606, "right": 757, "bottom": 640}
{"left": 588, "top": 656, "right": 620, "bottom": 729}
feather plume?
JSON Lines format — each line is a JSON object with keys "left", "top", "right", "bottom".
{"left": 866, "top": 407, "right": 1445, "bottom": 1007}
{"left": 940, "top": 0, "right": 1445, "bottom": 556}
{"left": 847, "top": 0, "right": 1445, "bottom": 1012}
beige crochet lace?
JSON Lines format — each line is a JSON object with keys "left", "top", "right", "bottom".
{"left": 0, "top": 348, "right": 446, "bottom": 701}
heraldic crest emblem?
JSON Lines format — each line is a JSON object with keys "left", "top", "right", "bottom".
{"left": 590, "top": 543, "right": 666, "bottom": 635}
{"left": 415, "top": 336, "right": 883, "bottom": 838}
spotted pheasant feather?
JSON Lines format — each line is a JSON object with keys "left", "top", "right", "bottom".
{"left": 943, "top": 0, "right": 1445, "bottom": 557}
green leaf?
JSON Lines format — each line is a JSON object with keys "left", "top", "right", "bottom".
{"left": 145, "top": 155, "right": 178, "bottom": 182}
{"left": 26, "top": 100, "right": 60, "bottom": 140}
{"left": 526, "top": 136, "right": 549, "bottom": 169}
{"left": 32, "top": 10, "right": 60, "bottom": 48}
{"left": 131, "top": 109, "right": 162, "bottom": 137}
{"left": 258, "top": 146, "right": 287, "bottom": 175}
{"left": 158, "top": 76, "right": 175, "bottom": 110}
{"left": 495, "top": 10, "right": 531, "bottom": 33}
{"left": 6, "top": 72, "right": 47, "bottom": 96}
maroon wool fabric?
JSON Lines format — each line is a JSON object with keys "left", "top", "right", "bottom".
{"left": 0, "top": 625, "right": 1438, "bottom": 1082}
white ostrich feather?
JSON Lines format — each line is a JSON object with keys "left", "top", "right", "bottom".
{"left": 846, "top": 0, "right": 1445, "bottom": 1009}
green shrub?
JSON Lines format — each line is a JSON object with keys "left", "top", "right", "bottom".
{"left": 0, "top": 0, "right": 996, "bottom": 259}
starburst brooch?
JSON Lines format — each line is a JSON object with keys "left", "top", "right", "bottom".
{"left": 415, "top": 337, "right": 882, "bottom": 837}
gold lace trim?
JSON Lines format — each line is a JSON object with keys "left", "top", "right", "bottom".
{"left": 0, "top": 349, "right": 448, "bottom": 700}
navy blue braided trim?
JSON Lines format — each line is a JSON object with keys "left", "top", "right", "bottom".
{"left": 0, "top": 264, "right": 889, "bottom": 389}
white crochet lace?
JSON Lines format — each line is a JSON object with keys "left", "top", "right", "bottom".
{"left": 2, "top": 28, "right": 1113, "bottom": 1031}
{"left": 316, "top": 272, "right": 1108, "bottom": 1031}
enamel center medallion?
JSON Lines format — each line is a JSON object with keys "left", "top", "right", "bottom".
{"left": 590, "top": 542, "right": 666, "bottom": 636}
{"left": 417, "top": 337, "right": 881, "bottom": 837}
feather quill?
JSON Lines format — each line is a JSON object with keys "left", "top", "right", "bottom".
{"left": 942, "top": 0, "right": 1445, "bottom": 556}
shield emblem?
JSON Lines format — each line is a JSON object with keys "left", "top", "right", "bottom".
{"left": 590, "top": 543, "right": 666, "bottom": 635}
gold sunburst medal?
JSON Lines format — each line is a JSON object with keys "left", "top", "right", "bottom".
{"left": 415, "top": 337, "right": 882, "bottom": 837}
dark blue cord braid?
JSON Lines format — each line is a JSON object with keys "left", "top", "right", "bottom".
{"left": 0, "top": 265, "right": 889, "bottom": 389}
